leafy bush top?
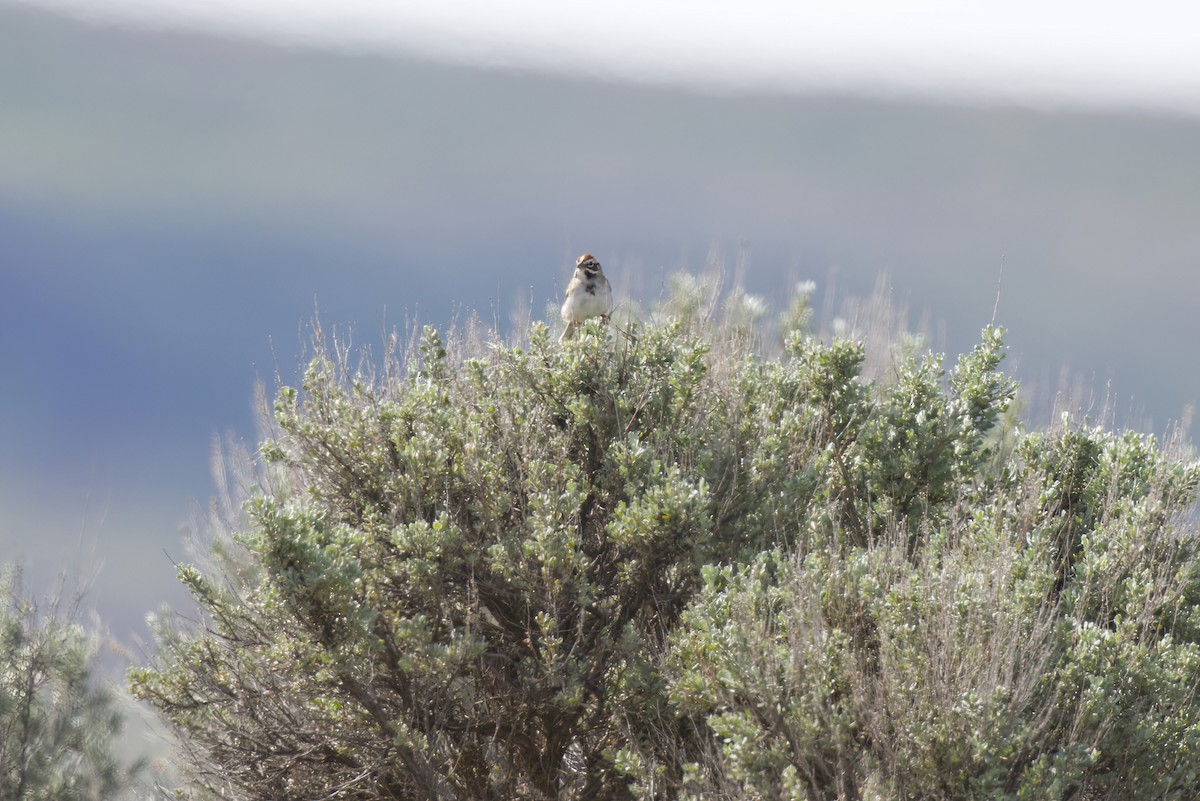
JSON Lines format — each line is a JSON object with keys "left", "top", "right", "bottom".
{"left": 133, "top": 294, "right": 1200, "bottom": 801}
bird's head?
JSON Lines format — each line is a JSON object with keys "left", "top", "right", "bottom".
{"left": 577, "top": 253, "right": 601, "bottom": 273}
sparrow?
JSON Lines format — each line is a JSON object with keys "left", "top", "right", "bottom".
{"left": 559, "top": 253, "right": 613, "bottom": 341}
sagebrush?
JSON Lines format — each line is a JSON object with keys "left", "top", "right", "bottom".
{"left": 133, "top": 281, "right": 1200, "bottom": 800}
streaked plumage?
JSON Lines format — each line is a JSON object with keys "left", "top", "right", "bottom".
{"left": 559, "top": 253, "right": 613, "bottom": 341}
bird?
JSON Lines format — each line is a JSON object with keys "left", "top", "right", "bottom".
{"left": 559, "top": 253, "right": 613, "bottom": 341}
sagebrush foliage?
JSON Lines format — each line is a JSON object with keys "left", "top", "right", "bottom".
{"left": 132, "top": 290, "right": 1200, "bottom": 801}
{"left": 0, "top": 568, "right": 138, "bottom": 801}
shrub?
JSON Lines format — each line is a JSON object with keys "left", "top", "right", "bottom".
{"left": 132, "top": 281, "right": 1200, "bottom": 800}
{"left": 0, "top": 566, "right": 141, "bottom": 801}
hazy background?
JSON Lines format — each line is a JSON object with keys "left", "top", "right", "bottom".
{"left": 3, "top": 1, "right": 1200, "bottom": 656}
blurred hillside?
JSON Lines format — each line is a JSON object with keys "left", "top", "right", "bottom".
{"left": 2, "top": 2, "right": 1200, "bottom": 642}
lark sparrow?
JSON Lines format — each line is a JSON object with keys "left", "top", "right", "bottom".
{"left": 559, "top": 253, "right": 613, "bottom": 341}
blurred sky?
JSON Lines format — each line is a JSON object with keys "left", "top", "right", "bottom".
{"left": 3, "top": 0, "right": 1200, "bottom": 650}
{"left": 19, "top": 0, "right": 1200, "bottom": 112}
